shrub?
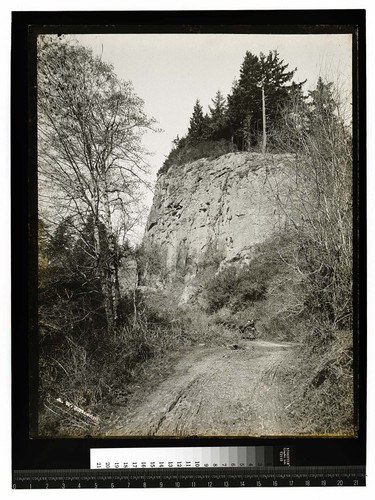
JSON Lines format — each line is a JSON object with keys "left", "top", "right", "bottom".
{"left": 205, "top": 234, "right": 293, "bottom": 313}
{"left": 282, "top": 329, "right": 354, "bottom": 435}
{"left": 205, "top": 265, "right": 269, "bottom": 313}
{"left": 266, "top": 78, "right": 352, "bottom": 331}
{"left": 158, "top": 139, "right": 236, "bottom": 175}
{"left": 205, "top": 266, "right": 239, "bottom": 312}
{"left": 136, "top": 242, "right": 169, "bottom": 286}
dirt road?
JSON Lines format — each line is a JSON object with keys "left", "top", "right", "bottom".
{"left": 105, "top": 339, "right": 297, "bottom": 437}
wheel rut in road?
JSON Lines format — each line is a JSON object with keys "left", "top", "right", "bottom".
{"left": 106, "top": 339, "right": 296, "bottom": 437}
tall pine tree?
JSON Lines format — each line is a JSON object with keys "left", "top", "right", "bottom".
{"left": 306, "top": 77, "right": 348, "bottom": 160}
{"left": 207, "top": 90, "right": 229, "bottom": 140}
{"left": 187, "top": 99, "right": 209, "bottom": 143}
{"left": 227, "top": 50, "right": 304, "bottom": 149}
{"left": 308, "top": 77, "right": 336, "bottom": 122}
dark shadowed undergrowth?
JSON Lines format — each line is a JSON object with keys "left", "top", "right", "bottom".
{"left": 280, "top": 329, "right": 354, "bottom": 435}
{"left": 39, "top": 290, "right": 231, "bottom": 437}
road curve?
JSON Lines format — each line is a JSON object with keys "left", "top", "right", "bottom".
{"left": 105, "top": 339, "right": 296, "bottom": 437}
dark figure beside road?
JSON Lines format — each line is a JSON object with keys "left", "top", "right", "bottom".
{"left": 240, "top": 320, "right": 257, "bottom": 340}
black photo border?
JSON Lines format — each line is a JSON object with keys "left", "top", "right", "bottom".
{"left": 11, "top": 9, "right": 366, "bottom": 473}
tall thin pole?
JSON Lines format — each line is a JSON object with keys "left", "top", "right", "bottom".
{"left": 261, "top": 84, "right": 267, "bottom": 154}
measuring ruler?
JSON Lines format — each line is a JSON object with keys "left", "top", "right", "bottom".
{"left": 13, "top": 466, "right": 365, "bottom": 488}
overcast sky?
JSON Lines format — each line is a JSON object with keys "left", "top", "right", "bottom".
{"left": 68, "top": 33, "right": 352, "bottom": 240}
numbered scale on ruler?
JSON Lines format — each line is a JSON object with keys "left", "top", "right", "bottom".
{"left": 13, "top": 465, "right": 366, "bottom": 488}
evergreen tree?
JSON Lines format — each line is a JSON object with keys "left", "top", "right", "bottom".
{"left": 207, "top": 90, "right": 229, "bottom": 140}
{"left": 307, "top": 77, "right": 349, "bottom": 160}
{"left": 209, "top": 90, "right": 227, "bottom": 117}
{"left": 289, "top": 81, "right": 307, "bottom": 106}
{"left": 258, "top": 50, "right": 298, "bottom": 123}
{"left": 187, "top": 99, "right": 209, "bottom": 143}
{"left": 227, "top": 50, "right": 304, "bottom": 149}
{"left": 308, "top": 77, "right": 336, "bottom": 122}
{"left": 226, "top": 53, "right": 262, "bottom": 148}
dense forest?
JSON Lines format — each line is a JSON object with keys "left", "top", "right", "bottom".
{"left": 37, "top": 36, "right": 353, "bottom": 436}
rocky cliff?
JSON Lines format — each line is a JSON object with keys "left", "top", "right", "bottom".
{"left": 143, "top": 152, "right": 295, "bottom": 299}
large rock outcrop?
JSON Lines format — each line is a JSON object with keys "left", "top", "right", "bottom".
{"left": 143, "top": 152, "right": 295, "bottom": 297}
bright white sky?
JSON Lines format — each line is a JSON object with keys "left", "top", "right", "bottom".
{"left": 72, "top": 33, "right": 352, "bottom": 182}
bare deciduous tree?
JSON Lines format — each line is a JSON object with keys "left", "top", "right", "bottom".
{"left": 267, "top": 77, "right": 352, "bottom": 330}
{"left": 38, "top": 35, "right": 157, "bottom": 336}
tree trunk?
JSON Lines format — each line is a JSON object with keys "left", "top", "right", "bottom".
{"left": 103, "top": 185, "right": 121, "bottom": 331}
{"left": 261, "top": 85, "right": 267, "bottom": 154}
{"left": 93, "top": 210, "right": 120, "bottom": 338}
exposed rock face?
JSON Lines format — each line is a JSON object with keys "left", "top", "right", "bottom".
{"left": 143, "top": 152, "right": 295, "bottom": 294}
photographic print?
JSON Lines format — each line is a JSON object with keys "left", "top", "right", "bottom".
{"left": 36, "top": 30, "right": 355, "bottom": 438}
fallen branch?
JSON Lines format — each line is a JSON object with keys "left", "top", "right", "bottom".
{"left": 284, "top": 400, "right": 296, "bottom": 410}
